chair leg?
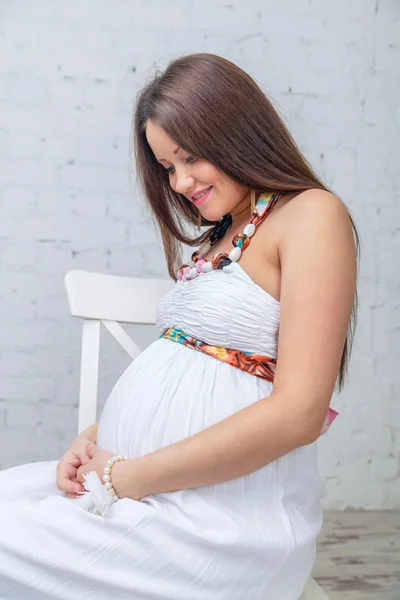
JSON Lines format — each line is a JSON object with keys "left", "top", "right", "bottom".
{"left": 298, "top": 577, "right": 330, "bottom": 599}
{"left": 78, "top": 319, "right": 101, "bottom": 433}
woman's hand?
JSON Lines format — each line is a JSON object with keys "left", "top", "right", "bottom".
{"left": 76, "top": 443, "right": 115, "bottom": 488}
{"left": 56, "top": 428, "right": 98, "bottom": 498}
{"left": 56, "top": 448, "right": 84, "bottom": 498}
{"left": 76, "top": 443, "right": 145, "bottom": 501}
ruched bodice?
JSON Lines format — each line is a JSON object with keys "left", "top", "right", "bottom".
{"left": 156, "top": 261, "right": 280, "bottom": 357}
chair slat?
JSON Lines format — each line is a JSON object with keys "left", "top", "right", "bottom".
{"left": 101, "top": 320, "right": 142, "bottom": 360}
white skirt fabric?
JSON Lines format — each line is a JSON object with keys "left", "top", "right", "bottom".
{"left": 0, "top": 264, "right": 326, "bottom": 599}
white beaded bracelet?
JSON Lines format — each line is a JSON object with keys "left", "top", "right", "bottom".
{"left": 102, "top": 454, "right": 127, "bottom": 502}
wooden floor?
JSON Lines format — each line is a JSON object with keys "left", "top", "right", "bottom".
{"left": 313, "top": 511, "right": 400, "bottom": 600}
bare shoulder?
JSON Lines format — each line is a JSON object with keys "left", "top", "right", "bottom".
{"left": 278, "top": 188, "right": 351, "bottom": 224}
{"left": 275, "top": 188, "right": 356, "bottom": 254}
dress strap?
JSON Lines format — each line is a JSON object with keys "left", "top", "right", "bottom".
{"left": 161, "top": 327, "right": 338, "bottom": 437}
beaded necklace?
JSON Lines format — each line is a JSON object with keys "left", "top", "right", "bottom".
{"left": 177, "top": 191, "right": 282, "bottom": 281}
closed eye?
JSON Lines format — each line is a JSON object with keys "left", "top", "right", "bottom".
{"left": 165, "top": 155, "right": 198, "bottom": 174}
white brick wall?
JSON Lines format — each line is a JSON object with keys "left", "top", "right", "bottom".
{"left": 0, "top": 0, "right": 399, "bottom": 509}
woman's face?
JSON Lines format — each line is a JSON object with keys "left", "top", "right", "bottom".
{"left": 145, "top": 119, "right": 250, "bottom": 221}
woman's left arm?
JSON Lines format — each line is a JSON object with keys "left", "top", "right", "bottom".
{"left": 81, "top": 190, "right": 357, "bottom": 501}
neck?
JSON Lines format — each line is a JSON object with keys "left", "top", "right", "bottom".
{"left": 229, "top": 190, "right": 252, "bottom": 228}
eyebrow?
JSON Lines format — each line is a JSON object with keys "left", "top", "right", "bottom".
{"left": 157, "top": 146, "right": 181, "bottom": 163}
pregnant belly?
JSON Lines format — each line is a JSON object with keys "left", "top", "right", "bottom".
{"left": 96, "top": 338, "right": 324, "bottom": 551}
{"left": 96, "top": 338, "right": 273, "bottom": 459}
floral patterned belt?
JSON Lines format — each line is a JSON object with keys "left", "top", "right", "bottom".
{"left": 160, "top": 327, "right": 338, "bottom": 437}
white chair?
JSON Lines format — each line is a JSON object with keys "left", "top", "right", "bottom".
{"left": 64, "top": 269, "right": 173, "bottom": 433}
{"left": 64, "top": 269, "right": 330, "bottom": 600}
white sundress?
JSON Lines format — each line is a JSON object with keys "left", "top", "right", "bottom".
{"left": 0, "top": 199, "right": 328, "bottom": 599}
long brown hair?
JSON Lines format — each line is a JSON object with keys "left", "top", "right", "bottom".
{"left": 133, "top": 52, "right": 359, "bottom": 391}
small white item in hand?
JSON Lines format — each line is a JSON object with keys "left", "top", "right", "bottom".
{"left": 74, "top": 471, "right": 114, "bottom": 517}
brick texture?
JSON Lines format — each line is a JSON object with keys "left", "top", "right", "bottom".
{"left": 0, "top": 0, "right": 399, "bottom": 509}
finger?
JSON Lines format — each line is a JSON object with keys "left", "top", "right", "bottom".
{"left": 60, "top": 450, "right": 81, "bottom": 466}
{"left": 56, "top": 463, "right": 82, "bottom": 494}
{"left": 76, "top": 465, "right": 85, "bottom": 483}
{"left": 57, "top": 456, "right": 81, "bottom": 477}
{"left": 79, "top": 452, "right": 92, "bottom": 467}
{"left": 76, "top": 464, "right": 93, "bottom": 484}
{"left": 56, "top": 464, "right": 74, "bottom": 487}
{"left": 58, "top": 476, "right": 83, "bottom": 495}
{"left": 64, "top": 486, "right": 84, "bottom": 499}
{"left": 57, "top": 472, "right": 81, "bottom": 494}
{"left": 86, "top": 442, "right": 96, "bottom": 458}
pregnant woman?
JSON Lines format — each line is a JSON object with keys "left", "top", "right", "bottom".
{"left": 0, "top": 53, "right": 358, "bottom": 599}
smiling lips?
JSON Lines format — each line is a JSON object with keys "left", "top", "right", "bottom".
{"left": 191, "top": 186, "right": 213, "bottom": 205}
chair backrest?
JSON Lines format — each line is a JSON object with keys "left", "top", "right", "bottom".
{"left": 64, "top": 269, "right": 173, "bottom": 433}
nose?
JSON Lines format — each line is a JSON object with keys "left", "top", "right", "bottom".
{"left": 173, "top": 167, "right": 195, "bottom": 196}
